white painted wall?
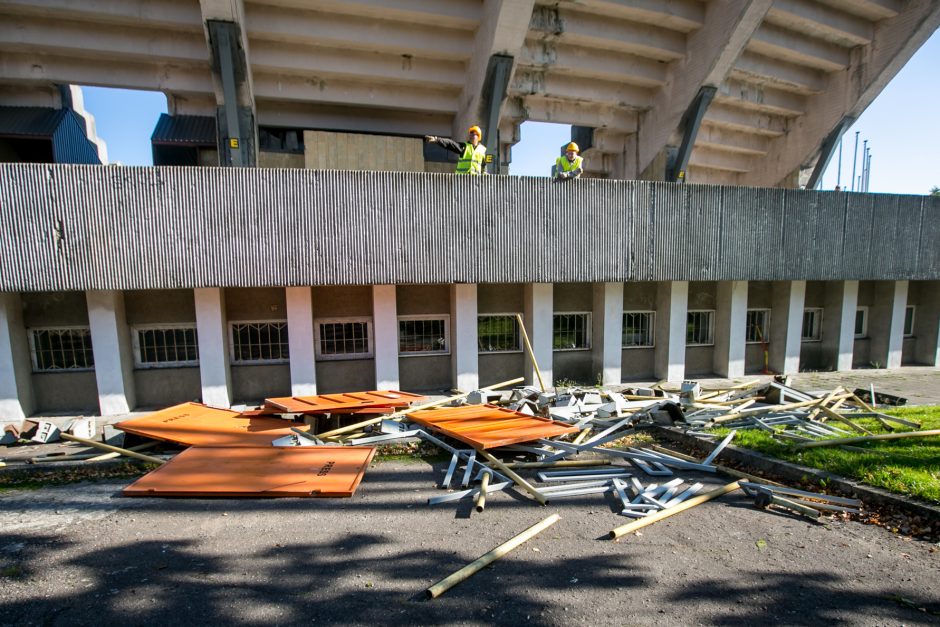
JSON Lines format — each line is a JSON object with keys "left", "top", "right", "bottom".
{"left": 194, "top": 287, "right": 232, "bottom": 408}
{"left": 285, "top": 286, "right": 317, "bottom": 396}
{"left": 523, "top": 283, "right": 553, "bottom": 388}
{"left": 450, "top": 283, "right": 479, "bottom": 392}
{"left": 592, "top": 282, "right": 623, "bottom": 385}
{"left": 655, "top": 281, "right": 688, "bottom": 382}
{"left": 770, "top": 280, "right": 805, "bottom": 375}
{"left": 372, "top": 284, "right": 400, "bottom": 389}
{"left": 0, "top": 293, "right": 33, "bottom": 420}
{"left": 713, "top": 281, "right": 747, "bottom": 378}
{"left": 86, "top": 290, "right": 136, "bottom": 415}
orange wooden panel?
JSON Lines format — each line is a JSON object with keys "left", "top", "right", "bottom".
{"left": 408, "top": 405, "right": 578, "bottom": 449}
{"left": 122, "top": 446, "right": 376, "bottom": 497}
{"left": 115, "top": 402, "right": 297, "bottom": 447}
{"left": 264, "top": 390, "right": 426, "bottom": 414}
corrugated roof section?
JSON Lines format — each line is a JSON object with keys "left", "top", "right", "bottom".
{"left": 151, "top": 113, "right": 216, "bottom": 146}
{"left": 0, "top": 107, "right": 67, "bottom": 137}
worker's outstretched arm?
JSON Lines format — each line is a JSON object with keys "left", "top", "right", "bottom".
{"left": 424, "top": 136, "right": 464, "bottom": 156}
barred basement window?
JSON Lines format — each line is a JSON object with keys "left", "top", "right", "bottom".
{"left": 315, "top": 318, "right": 373, "bottom": 360}
{"left": 686, "top": 311, "right": 714, "bottom": 346}
{"left": 622, "top": 311, "right": 654, "bottom": 348}
{"left": 230, "top": 320, "right": 289, "bottom": 363}
{"left": 133, "top": 325, "right": 198, "bottom": 368}
{"left": 854, "top": 307, "right": 868, "bottom": 338}
{"left": 29, "top": 327, "right": 94, "bottom": 372}
{"left": 553, "top": 313, "right": 591, "bottom": 350}
{"left": 477, "top": 314, "right": 521, "bottom": 353}
{"left": 745, "top": 309, "right": 770, "bottom": 344}
{"left": 398, "top": 315, "right": 449, "bottom": 355}
{"left": 904, "top": 306, "right": 915, "bottom": 337}
{"left": 802, "top": 308, "right": 823, "bottom": 342}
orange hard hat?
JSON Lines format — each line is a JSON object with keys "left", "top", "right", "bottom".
{"left": 566, "top": 142, "right": 580, "bottom": 153}
{"left": 468, "top": 125, "right": 482, "bottom": 137}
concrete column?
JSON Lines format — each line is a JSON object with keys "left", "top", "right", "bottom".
{"left": 194, "top": 287, "right": 232, "bottom": 408}
{"left": 713, "top": 281, "right": 748, "bottom": 378}
{"left": 592, "top": 282, "right": 624, "bottom": 386}
{"left": 523, "top": 283, "right": 553, "bottom": 388}
{"left": 450, "top": 284, "right": 479, "bottom": 392}
{"left": 822, "top": 280, "right": 858, "bottom": 371}
{"left": 870, "top": 280, "right": 908, "bottom": 369}
{"left": 286, "top": 287, "right": 316, "bottom": 396}
{"left": 914, "top": 281, "right": 940, "bottom": 367}
{"left": 769, "top": 280, "right": 806, "bottom": 375}
{"left": 372, "top": 285, "right": 400, "bottom": 389}
{"left": 654, "top": 281, "right": 688, "bottom": 382}
{"left": 0, "top": 293, "right": 33, "bottom": 421}
{"left": 86, "top": 290, "right": 136, "bottom": 415}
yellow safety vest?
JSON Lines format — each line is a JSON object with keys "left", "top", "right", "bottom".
{"left": 457, "top": 143, "right": 487, "bottom": 175}
{"left": 556, "top": 155, "right": 583, "bottom": 173}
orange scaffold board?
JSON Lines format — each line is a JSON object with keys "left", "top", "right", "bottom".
{"left": 115, "top": 402, "right": 297, "bottom": 447}
{"left": 262, "top": 390, "right": 427, "bottom": 414}
{"left": 122, "top": 446, "right": 377, "bottom": 498}
{"left": 407, "top": 404, "right": 578, "bottom": 450}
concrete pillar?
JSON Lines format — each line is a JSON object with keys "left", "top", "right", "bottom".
{"left": 286, "top": 287, "right": 316, "bottom": 396}
{"left": 450, "top": 284, "right": 479, "bottom": 392}
{"left": 0, "top": 293, "right": 33, "bottom": 421}
{"left": 822, "top": 280, "right": 858, "bottom": 371}
{"left": 654, "top": 281, "right": 688, "bottom": 382}
{"left": 592, "top": 282, "right": 624, "bottom": 386}
{"left": 194, "top": 287, "right": 232, "bottom": 408}
{"left": 372, "top": 285, "right": 400, "bottom": 389}
{"left": 523, "top": 283, "right": 553, "bottom": 388}
{"left": 86, "top": 290, "right": 136, "bottom": 415}
{"left": 914, "top": 281, "right": 940, "bottom": 367}
{"left": 870, "top": 280, "right": 908, "bottom": 369}
{"left": 769, "top": 280, "right": 806, "bottom": 375}
{"left": 713, "top": 281, "right": 748, "bottom": 378}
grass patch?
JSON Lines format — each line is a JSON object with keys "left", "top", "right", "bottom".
{"left": 710, "top": 406, "right": 940, "bottom": 504}
{"left": 0, "top": 462, "right": 154, "bottom": 494}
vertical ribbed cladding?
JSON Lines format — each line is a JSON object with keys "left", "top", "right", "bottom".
{"left": 647, "top": 182, "right": 681, "bottom": 281}
{"left": 686, "top": 184, "right": 721, "bottom": 281}
{"left": 843, "top": 192, "right": 874, "bottom": 278}
{"left": 781, "top": 189, "right": 817, "bottom": 280}
{"left": 620, "top": 180, "right": 639, "bottom": 282}
{"left": 894, "top": 195, "right": 924, "bottom": 279}
{"left": 633, "top": 181, "right": 653, "bottom": 281}
{"left": 868, "top": 193, "right": 902, "bottom": 280}
{"left": 917, "top": 196, "right": 940, "bottom": 276}
{"left": 811, "top": 189, "right": 847, "bottom": 280}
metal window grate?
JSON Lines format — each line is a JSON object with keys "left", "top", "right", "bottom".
{"left": 30, "top": 328, "right": 94, "bottom": 371}
{"left": 136, "top": 326, "right": 198, "bottom": 366}
{"left": 553, "top": 313, "right": 590, "bottom": 350}
{"left": 317, "top": 320, "right": 371, "bottom": 358}
{"left": 477, "top": 314, "right": 520, "bottom": 353}
{"left": 686, "top": 311, "right": 714, "bottom": 346}
{"left": 398, "top": 317, "right": 448, "bottom": 354}
{"left": 745, "top": 310, "right": 770, "bottom": 344}
{"left": 231, "top": 321, "right": 289, "bottom": 363}
{"left": 622, "top": 311, "right": 654, "bottom": 348}
{"left": 801, "top": 308, "right": 823, "bottom": 341}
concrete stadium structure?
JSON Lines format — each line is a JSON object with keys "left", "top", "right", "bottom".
{"left": 0, "top": 1, "right": 938, "bottom": 419}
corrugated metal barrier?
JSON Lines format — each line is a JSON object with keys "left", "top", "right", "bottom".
{"left": 1, "top": 163, "right": 937, "bottom": 292}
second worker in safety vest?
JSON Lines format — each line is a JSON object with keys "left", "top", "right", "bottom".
{"left": 555, "top": 142, "right": 583, "bottom": 180}
{"left": 425, "top": 126, "right": 488, "bottom": 175}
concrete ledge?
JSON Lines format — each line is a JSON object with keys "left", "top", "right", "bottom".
{"left": 654, "top": 426, "right": 940, "bottom": 522}
{"left": 0, "top": 458, "right": 153, "bottom": 482}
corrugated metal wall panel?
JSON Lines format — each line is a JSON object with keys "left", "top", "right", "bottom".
{"left": 51, "top": 112, "right": 101, "bottom": 164}
{"left": 1, "top": 164, "right": 938, "bottom": 293}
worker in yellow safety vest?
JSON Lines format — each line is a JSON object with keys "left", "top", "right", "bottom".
{"left": 555, "top": 142, "right": 583, "bottom": 180}
{"left": 425, "top": 126, "right": 488, "bottom": 175}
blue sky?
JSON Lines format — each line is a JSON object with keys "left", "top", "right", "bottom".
{"left": 83, "top": 28, "right": 939, "bottom": 195}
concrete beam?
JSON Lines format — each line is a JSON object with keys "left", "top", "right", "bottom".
{"left": 0, "top": 0, "right": 203, "bottom": 30}
{"left": 194, "top": 287, "right": 232, "bottom": 408}
{"left": 768, "top": 0, "right": 873, "bottom": 47}
{"left": 285, "top": 287, "right": 316, "bottom": 397}
{"left": 508, "top": 95, "right": 638, "bottom": 130}
{"left": 510, "top": 69, "right": 652, "bottom": 109}
{"left": 269, "top": 0, "right": 482, "bottom": 30}
{"left": 517, "top": 40, "right": 668, "bottom": 88}
{"left": 592, "top": 282, "right": 623, "bottom": 386}
{"left": 372, "top": 285, "right": 399, "bottom": 390}
{"left": 695, "top": 123, "right": 770, "bottom": 156}
{"left": 86, "top": 290, "right": 136, "bottom": 416}
{"left": 702, "top": 102, "right": 788, "bottom": 136}
{"left": 732, "top": 51, "right": 827, "bottom": 94}
{"left": 637, "top": 0, "right": 772, "bottom": 176}
{"left": 523, "top": 283, "right": 553, "bottom": 388}
{"left": 769, "top": 280, "right": 805, "bottom": 375}
{"left": 822, "top": 280, "right": 858, "bottom": 371}
{"left": 741, "top": 1, "right": 940, "bottom": 187}
{"left": 713, "top": 281, "right": 748, "bottom": 378}
{"left": 571, "top": 0, "right": 705, "bottom": 33}
{"left": 450, "top": 284, "right": 479, "bottom": 392}
{"left": 453, "top": 0, "right": 534, "bottom": 139}
{"left": 688, "top": 146, "right": 755, "bottom": 174}
{"left": 749, "top": 22, "right": 851, "bottom": 72}
{"left": 654, "top": 281, "right": 688, "bottom": 382}
{"left": 715, "top": 79, "right": 808, "bottom": 117}
{"left": 870, "top": 280, "right": 908, "bottom": 369}
{"left": 0, "top": 293, "right": 33, "bottom": 421}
